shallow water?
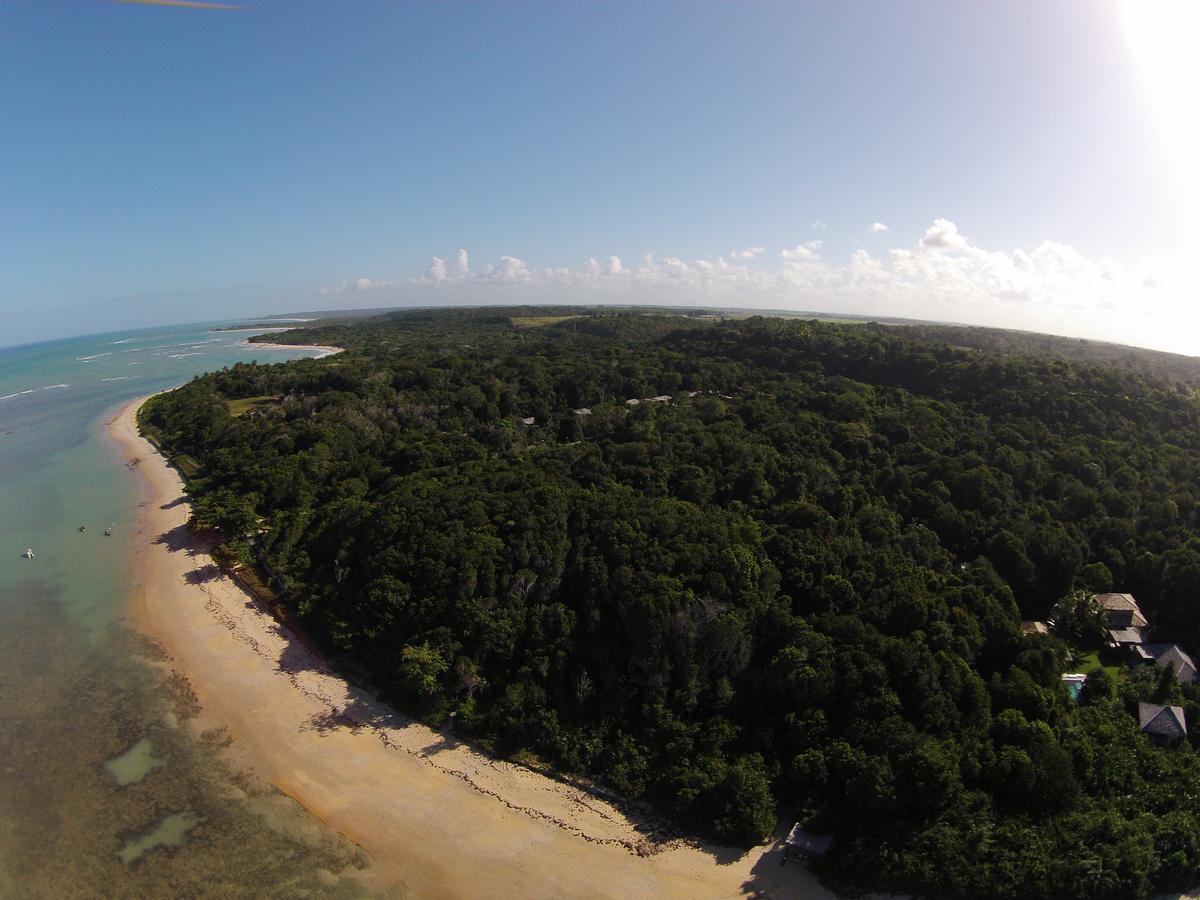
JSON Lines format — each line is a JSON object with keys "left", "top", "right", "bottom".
{"left": 119, "top": 810, "right": 201, "bottom": 864}
{"left": 0, "top": 324, "right": 380, "bottom": 897}
{"left": 106, "top": 738, "right": 166, "bottom": 787}
{"left": 0, "top": 323, "right": 325, "bottom": 633}
{"left": 0, "top": 600, "right": 370, "bottom": 897}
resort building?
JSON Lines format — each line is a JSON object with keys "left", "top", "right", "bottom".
{"left": 1095, "top": 592, "right": 1149, "bottom": 649}
{"left": 1136, "top": 644, "right": 1199, "bottom": 683}
{"left": 1095, "top": 592, "right": 1149, "bottom": 628}
{"left": 1138, "top": 702, "right": 1188, "bottom": 746}
{"left": 783, "top": 823, "right": 834, "bottom": 863}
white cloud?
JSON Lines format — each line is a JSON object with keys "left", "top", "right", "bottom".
{"left": 425, "top": 256, "right": 448, "bottom": 284}
{"left": 810, "top": 220, "right": 828, "bottom": 229}
{"left": 731, "top": 246, "right": 766, "bottom": 259}
{"left": 318, "top": 276, "right": 395, "bottom": 295}
{"left": 582, "top": 256, "right": 625, "bottom": 279}
{"left": 780, "top": 240, "right": 824, "bottom": 260}
{"left": 478, "top": 255, "right": 532, "bottom": 284}
{"left": 318, "top": 223, "right": 1197, "bottom": 354}
{"left": 920, "top": 218, "right": 967, "bottom": 250}
{"left": 868, "top": 222, "right": 890, "bottom": 234}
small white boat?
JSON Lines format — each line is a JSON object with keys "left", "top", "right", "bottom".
{"left": 105, "top": 525, "right": 113, "bottom": 536}
{"left": 24, "top": 548, "right": 34, "bottom": 559}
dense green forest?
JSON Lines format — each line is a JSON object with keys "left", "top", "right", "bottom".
{"left": 143, "top": 308, "right": 1200, "bottom": 898}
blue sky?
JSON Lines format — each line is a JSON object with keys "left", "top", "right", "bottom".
{"left": 2, "top": 1, "right": 1195, "bottom": 350}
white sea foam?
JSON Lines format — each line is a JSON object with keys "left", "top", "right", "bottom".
{"left": 110, "top": 338, "right": 139, "bottom": 345}
{"left": 77, "top": 353, "right": 112, "bottom": 362}
{"left": 167, "top": 352, "right": 203, "bottom": 359}
{"left": 100, "top": 377, "right": 130, "bottom": 383}
{"left": 41, "top": 384, "right": 69, "bottom": 390}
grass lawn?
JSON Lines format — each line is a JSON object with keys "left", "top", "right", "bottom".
{"left": 510, "top": 315, "right": 583, "bottom": 329}
{"left": 1067, "top": 649, "right": 1121, "bottom": 681}
{"left": 236, "top": 564, "right": 280, "bottom": 606}
{"left": 173, "top": 454, "right": 202, "bottom": 478}
{"left": 211, "top": 546, "right": 282, "bottom": 608}
{"left": 226, "top": 395, "right": 281, "bottom": 417}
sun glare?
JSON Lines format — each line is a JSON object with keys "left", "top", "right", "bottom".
{"left": 1121, "top": 0, "right": 1200, "bottom": 246}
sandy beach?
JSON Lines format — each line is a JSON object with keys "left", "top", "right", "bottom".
{"left": 240, "top": 340, "right": 345, "bottom": 358}
{"left": 109, "top": 393, "right": 834, "bottom": 899}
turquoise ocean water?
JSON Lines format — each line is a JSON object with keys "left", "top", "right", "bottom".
{"left": 0, "top": 323, "right": 326, "bottom": 632}
{"left": 0, "top": 323, "right": 372, "bottom": 897}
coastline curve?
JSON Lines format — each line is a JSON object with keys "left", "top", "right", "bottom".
{"left": 108, "top": 394, "right": 832, "bottom": 898}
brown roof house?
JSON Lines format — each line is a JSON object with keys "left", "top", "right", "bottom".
{"left": 1095, "top": 593, "right": 1149, "bottom": 628}
{"left": 1095, "top": 593, "right": 1149, "bottom": 649}
{"left": 1138, "top": 702, "right": 1188, "bottom": 746}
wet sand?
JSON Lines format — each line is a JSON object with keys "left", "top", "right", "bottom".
{"left": 110, "top": 394, "right": 833, "bottom": 899}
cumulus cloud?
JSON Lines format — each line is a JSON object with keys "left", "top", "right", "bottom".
{"left": 479, "top": 255, "right": 532, "bottom": 284}
{"left": 920, "top": 218, "right": 967, "bottom": 250}
{"left": 868, "top": 222, "right": 890, "bottom": 234}
{"left": 779, "top": 240, "right": 824, "bottom": 260}
{"left": 319, "top": 221, "right": 1195, "bottom": 353}
{"left": 359, "top": 226, "right": 1163, "bottom": 316}
{"left": 425, "top": 256, "right": 448, "bottom": 284}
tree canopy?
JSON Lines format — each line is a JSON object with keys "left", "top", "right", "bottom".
{"left": 142, "top": 309, "right": 1200, "bottom": 898}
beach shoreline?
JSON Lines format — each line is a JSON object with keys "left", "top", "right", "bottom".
{"left": 108, "top": 393, "right": 832, "bottom": 899}
{"left": 240, "top": 339, "right": 345, "bottom": 357}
